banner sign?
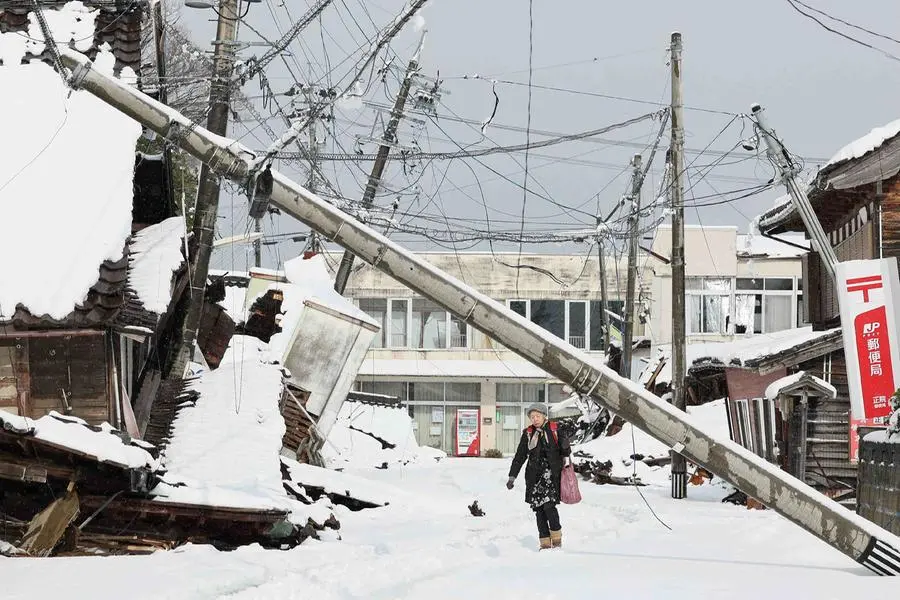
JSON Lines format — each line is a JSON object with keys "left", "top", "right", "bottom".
{"left": 836, "top": 259, "right": 900, "bottom": 461}
{"left": 455, "top": 409, "right": 480, "bottom": 456}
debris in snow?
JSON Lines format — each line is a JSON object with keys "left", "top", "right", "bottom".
{"left": 468, "top": 500, "right": 485, "bottom": 517}
{"left": 323, "top": 400, "right": 446, "bottom": 469}
{"left": 281, "top": 457, "right": 389, "bottom": 511}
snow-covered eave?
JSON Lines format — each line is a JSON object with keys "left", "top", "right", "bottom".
{"left": 689, "top": 330, "right": 842, "bottom": 374}
{"left": 764, "top": 371, "right": 837, "bottom": 400}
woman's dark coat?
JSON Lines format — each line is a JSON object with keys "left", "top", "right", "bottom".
{"left": 508, "top": 422, "right": 571, "bottom": 506}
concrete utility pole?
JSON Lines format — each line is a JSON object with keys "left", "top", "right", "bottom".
{"left": 595, "top": 217, "right": 611, "bottom": 350}
{"left": 670, "top": 31, "right": 688, "bottom": 500}
{"left": 751, "top": 103, "right": 838, "bottom": 281}
{"left": 333, "top": 31, "right": 426, "bottom": 294}
{"left": 167, "top": 0, "right": 241, "bottom": 379}
{"left": 621, "top": 153, "right": 643, "bottom": 379}
{"left": 61, "top": 47, "right": 900, "bottom": 575}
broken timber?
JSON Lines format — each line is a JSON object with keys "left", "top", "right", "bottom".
{"left": 57, "top": 48, "right": 900, "bottom": 575}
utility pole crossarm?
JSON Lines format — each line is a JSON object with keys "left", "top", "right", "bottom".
{"left": 58, "top": 47, "right": 900, "bottom": 576}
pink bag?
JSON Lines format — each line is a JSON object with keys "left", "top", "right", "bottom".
{"left": 560, "top": 463, "right": 582, "bottom": 504}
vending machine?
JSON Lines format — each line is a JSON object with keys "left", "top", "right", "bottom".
{"left": 455, "top": 408, "right": 480, "bottom": 456}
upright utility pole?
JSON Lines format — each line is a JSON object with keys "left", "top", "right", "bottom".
{"left": 167, "top": 0, "right": 241, "bottom": 379}
{"left": 670, "top": 31, "right": 688, "bottom": 500}
{"left": 333, "top": 31, "right": 426, "bottom": 294}
{"left": 751, "top": 104, "right": 838, "bottom": 280}
{"left": 621, "top": 154, "right": 643, "bottom": 379}
{"left": 596, "top": 218, "right": 611, "bottom": 350}
{"left": 64, "top": 55, "right": 900, "bottom": 573}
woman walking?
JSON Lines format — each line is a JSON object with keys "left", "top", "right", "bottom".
{"left": 506, "top": 402, "right": 571, "bottom": 550}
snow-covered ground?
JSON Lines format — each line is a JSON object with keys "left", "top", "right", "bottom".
{"left": 2, "top": 427, "right": 895, "bottom": 598}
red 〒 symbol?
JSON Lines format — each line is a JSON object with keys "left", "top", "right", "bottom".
{"left": 847, "top": 275, "right": 883, "bottom": 303}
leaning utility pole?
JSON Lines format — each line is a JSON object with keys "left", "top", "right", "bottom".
{"left": 167, "top": 0, "right": 241, "bottom": 379}
{"left": 669, "top": 31, "right": 688, "bottom": 500}
{"left": 333, "top": 31, "right": 426, "bottom": 294}
{"left": 621, "top": 153, "right": 643, "bottom": 379}
{"left": 751, "top": 103, "right": 838, "bottom": 280}
{"left": 63, "top": 53, "right": 900, "bottom": 573}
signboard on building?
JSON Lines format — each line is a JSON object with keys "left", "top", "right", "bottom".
{"left": 836, "top": 259, "right": 900, "bottom": 461}
{"left": 455, "top": 408, "right": 480, "bottom": 456}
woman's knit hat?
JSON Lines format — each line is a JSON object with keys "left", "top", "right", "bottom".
{"left": 526, "top": 402, "right": 548, "bottom": 417}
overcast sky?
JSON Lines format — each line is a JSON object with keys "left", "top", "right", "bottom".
{"left": 176, "top": 0, "right": 900, "bottom": 270}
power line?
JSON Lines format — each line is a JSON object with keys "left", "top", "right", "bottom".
{"left": 790, "top": 0, "right": 900, "bottom": 47}
{"left": 784, "top": 0, "right": 900, "bottom": 62}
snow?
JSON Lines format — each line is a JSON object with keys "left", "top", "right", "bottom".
{"left": 154, "top": 336, "right": 303, "bottom": 512}
{"left": 3, "top": 449, "right": 898, "bottom": 598}
{"left": 863, "top": 429, "right": 900, "bottom": 444}
{"left": 220, "top": 282, "right": 249, "bottom": 323}
{"left": 0, "top": 12, "right": 141, "bottom": 321}
{"left": 281, "top": 457, "right": 395, "bottom": 507}
{"left": 265, "top": 254, "right": 378, "bottom": 360}
{"left": 358, "top": 358, "right": 551, "bottom": 379}
{"left": 736, "top": 232, "right": 809, "bottom": 258}
{"left": 128, "top": 217, "right": 185, "bottom": 314}
{"left": 574, "top": 400, "right": 731, "bottom": 483}
{"left": 643, "top": 327, "right": 840, "bottom": 386}
{"left": 764, "top": 371, "right": 836, "bottom": 400}
{"left": 0, "top": 409, "right": 158, "bottom": 471}
{"left": 827, "top": 117, "right": 900, "bottom": 167}
{"left": 323, "top": 400, "right": 446, "bottom": 468}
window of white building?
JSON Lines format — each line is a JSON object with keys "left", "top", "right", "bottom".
{"left": 687, "top": 277, "right": 731, "bottom": 335}
{"left": 355, "top": 297, "right": 470, "bottom": 349}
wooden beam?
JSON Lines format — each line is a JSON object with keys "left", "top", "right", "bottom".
{"left": 18, "top": 484, "right": 80, "bottom": 557}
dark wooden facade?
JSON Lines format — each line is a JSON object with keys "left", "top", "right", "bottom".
{"left": 754, "top": 125, "right": 900, "bottom": 502}
{"left": 0, "top": 332, "right": 112, "bottom": 425}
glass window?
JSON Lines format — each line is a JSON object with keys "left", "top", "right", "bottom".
{"left": 688, "top": 294, "right": 731, "bottom": 334}
{"left": 568, "top": 301, "right": 586, "bottom": 349}
{"left": 0, "top": 345, "right": 13, "bottom": 379}
{"left": 359, "top": 381, "right": 407, "bottom": 403}
{"left": 733, "top": 294, "right": 756, "bottom": 335}
{"left": 496, "top": 383, "right": 522, "bottom": 403}
{"left": 509, "top": 300, "right": 528, "bottom": 318}
{"left": 450, "top": 315, "right": 468, "bottom": 348}
{"left": 522, "top": 383, "right": 543, "bottom": 404}
{"left": 589, "top": 301, "right": 605, "bottom": 351}
{"left": 764, "top": 295, "right": 793, "bottom": 333}
{"left": 358, "top": 298, "right": 386, "bottom": 347}
{"left": 736, "top": 278, "right": 764, "bottom": 291}
{"left": 446, "top": 382, "right": 480, "bottom": 403}
{"left": 530, "top": 300, "right": 565, "bottom": 339}
{"left": 547, "top": 383, "right": 568, "bottom": 404}
{"left": 408, "top": 381, "right": 444, "bottom": 403}
{"left": 797, "top": 294, "right": 806, "bottom": 326}
{"left": 412, "top": 298, "right": 447, "bottom": 349}
{"left": 389, "top": 299, "right": 408, "bottom": 347}
{"left": 765, "top": 278, "right": 794, "bottom": 291}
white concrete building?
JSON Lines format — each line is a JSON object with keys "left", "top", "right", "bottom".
{"left": 339, "top": 251, "right": 645, "bottom": 457}
{"left": 337, "top": 227, "right": 806, "bottom": 457}
{"left": 648, "top": 225, "right": 807, "bottom": 345}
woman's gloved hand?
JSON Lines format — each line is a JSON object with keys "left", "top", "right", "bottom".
{"left": 506, "top": 477, "right": 515, "bottom": 490}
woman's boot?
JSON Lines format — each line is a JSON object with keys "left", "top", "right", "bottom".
{"left": 539, "top": 537, "right": 552, "bottom": 550}
{"left": 550, "top": 530, "right": 562, "bottom": 548}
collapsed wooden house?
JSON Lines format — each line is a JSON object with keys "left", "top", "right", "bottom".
{"left": 0, "top": 1, "right": 232, "bottom": 441}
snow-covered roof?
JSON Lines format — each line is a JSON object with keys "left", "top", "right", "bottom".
{"left": 357, "top": 358, "right": 552, "bottom": 379}
{"left": 265, "top": 255, "right": 379, "bottom": 359}
{"left": 736, "top": 232, "right": 808, "bottom": 258}
{"left": 0, "top": 5, "right": 141, "bottom": 322}
{"left": 128, "top": 217, "right": 186, "bottom": 314}
{"left": 0, "top": 409, "right": 158, "bottom": 471}
{"left": 643, "top": 327, "right": 842, "bottom": 386}
{"left": 323, "top": 400, "right": 444, "bottom": 468}
{"left": 827, "top": 117, "right": 900, "bottom": 168}
{"left": 764, "top": 371, "right": 837, "bottom": 400}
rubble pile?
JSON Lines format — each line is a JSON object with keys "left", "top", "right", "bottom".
{"left": 0, "top": 410, "right": 335, "bottom": 557}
